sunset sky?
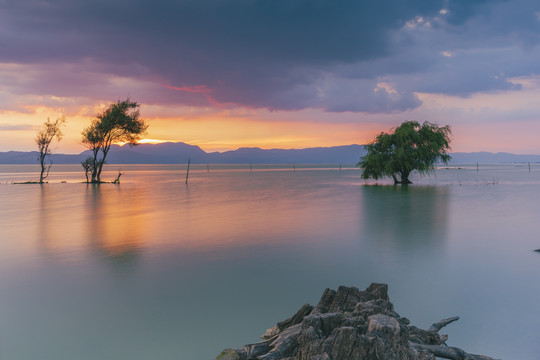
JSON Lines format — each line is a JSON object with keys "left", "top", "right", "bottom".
{"left": 1, "top": 0, "right": 540, "bottom": 154}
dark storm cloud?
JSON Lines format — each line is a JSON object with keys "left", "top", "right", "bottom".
{"left": 0, "top": 0, "right": 441, "bottom": 62}
{"left": 0, "top": 0, "right": 538, "bottom": 112}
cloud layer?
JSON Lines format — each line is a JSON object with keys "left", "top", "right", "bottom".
{"left": 0, "top": 0, "right": 539, "bottom": 113}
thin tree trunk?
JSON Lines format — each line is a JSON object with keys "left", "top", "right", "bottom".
{"left": 38, "top": 150, "right": 48, "bottom": 183}
{"left": 90, "top": 147, "right": 100, "bottom": 183}
{"left": 96, "top": 147, "right": 110, "bottom": 183}
{"left": 39, "top": 158, "right": 45, "bottom": 183}
{"left": 96, "top": 160, "right": 103, "bottom": 183}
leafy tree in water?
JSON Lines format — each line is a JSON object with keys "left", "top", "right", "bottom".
{"left": 35, "top": 116, "right": 66, "bottom": 183}
{"left": 358, "top": 121, "right": 451, "bottom": 184}
{"left": 82, "top": 99, "right": 147, "bottom": 183}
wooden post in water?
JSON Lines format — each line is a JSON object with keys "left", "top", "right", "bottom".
{"left": 293, "top": 162, "right": 296, "bottom": 172}
{"left": 339, "top": 164, "right": 342, "bottom": 171}
{"left": 476, "top": 163, "right": 479, "bottom": 172}
{"left": 207, "top": 162, "right": 210, "bottom": 173}
{"left": 529, "top": 162, "right": 531, "bottom": 172}
{"left": 250, "top": 163, "right": 252, "bottom": 173}
{"left": 185, "top": 158, "right": 191, "bottom": 185}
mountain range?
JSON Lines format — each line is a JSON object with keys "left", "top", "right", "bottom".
{"left": 1, "top": 142, "right": 540, "bottom": 165}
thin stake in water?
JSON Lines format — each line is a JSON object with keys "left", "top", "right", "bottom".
{"left": 185, "top": 158, "right": 191, "bottom": 185}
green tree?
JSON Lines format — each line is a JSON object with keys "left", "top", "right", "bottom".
{"left": 35, "top": 116, "right": 66, "bottom": 183}
{"left": 82, "top": 99, "right": 147, "bottom": 183}
{"left": 358, "top": 121, "right": 451, "bottom": 184}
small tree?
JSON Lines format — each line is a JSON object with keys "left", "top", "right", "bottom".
{"left": 82, "top": 99, "right": 147, "bottom": 183}
{"left": 358, "top": 121, "right": 451, "bottom": 184}
{"left": 81, "top": 125, "right": 103, "bottom": 183}
{"left": 81, "top": 157, "right": 94, "bottom": 183}
{"left": 35, "top": 116, "right": 66, "bottom": 183}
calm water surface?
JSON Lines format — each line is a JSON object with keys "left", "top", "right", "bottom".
{"left": 0, "top": 164, "right": 539, "bottom": 359}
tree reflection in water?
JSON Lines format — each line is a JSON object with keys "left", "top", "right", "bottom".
{"left": 85, "top": 184, "right": 146, "bottom": 272}
{"left": 360, "top": 185, "right": 450, "bottom": 251}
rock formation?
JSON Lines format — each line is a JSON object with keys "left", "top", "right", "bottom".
{"left": 216, "top": 283, "right": 498, "bottom": 360}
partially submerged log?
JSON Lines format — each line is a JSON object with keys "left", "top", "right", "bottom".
{"left": 216, "top": 284, "right": 499, "bottom": 360}
{"left": 112, "top": 171, "right": 123, "bottom": 184}
{"left": 410, "top": 343, "right": 498, "bottom": 360}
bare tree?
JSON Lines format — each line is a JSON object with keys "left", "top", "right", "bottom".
{"left": 35, "top": 116, "right": 66, "bottom": 183}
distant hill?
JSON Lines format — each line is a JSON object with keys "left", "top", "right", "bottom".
{"left": 449, "top": 152, "right": 540, "bottom": 164}
{"left": 1, "top": 142, "right": 539, "bottom": 165}
{"left": 0, "top": 143, "right": 366, "bottom": 165}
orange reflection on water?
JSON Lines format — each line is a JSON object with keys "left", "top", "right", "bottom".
{"left": 32, "top": 184, "right": 149, "bottom": 263}
{"left": 84, "top": 184, "right": 148, "bottom": 260}
{"left": 22, "top": 169, "right": 363, "bottom": 263}
{"left": 132, "top": 177, "right": 355, "bottom": 253}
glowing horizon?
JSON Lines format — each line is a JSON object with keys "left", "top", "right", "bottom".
{"left": 4, "top": 100, "right": 540, "bottom": 155}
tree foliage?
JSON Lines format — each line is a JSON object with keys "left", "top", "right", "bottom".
{"left": 358, "top": 121, "right": 451, "bottom": 184}
{"left": 82, "top": 99, "right": 147, "bottom": 183}
{"left": 35, "top": 116, "right": 65, "bottom": 183}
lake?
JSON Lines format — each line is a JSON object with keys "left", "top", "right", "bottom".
{"left": 0, "top": 164, "right": 539, "bottom": 359}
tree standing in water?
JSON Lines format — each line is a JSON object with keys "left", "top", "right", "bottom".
{"left": 82, "top": 99, "right": 147, "bottom": 183}
{"left": 358, "top": 121, "right": 451, "bottom": 184}
{"left": 81, "top": 157, "right": 94, "bottom": 183}
{"left": 35, "top": 116, "right": 66, "bottom": 183}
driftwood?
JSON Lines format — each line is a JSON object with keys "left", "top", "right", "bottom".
{"left": 410, "top": 343, "right": 499, "bottom": 360}
{"left": 112, "top": 171, "right": 123, "bottom": 184}
{"left": 409, "top": 316, "right": 499, "bottom": 360}
{"left": 427, "top": 316, "right": 460, "bottom": 332}
{"left": 216, "top": 284, "right": 499, "bottom": 360}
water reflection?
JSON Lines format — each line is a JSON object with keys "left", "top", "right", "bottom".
{"left": 361, "top": 185, "right": 449, "bottom": 250}
{"left": 85, "top": 184, "right": 145, "bottom": 269}
{"left": 38, "top": 184, "right": 54, "bottom": 258}
{"left": 37, "top": 184, "right": 84, "bottom": 260}
{"left": 2, "top": 167, "right": 539, "bottom": 360}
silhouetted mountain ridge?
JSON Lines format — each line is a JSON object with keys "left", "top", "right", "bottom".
{"left": 1, "top": 142, "right": 540, "bottom": 164}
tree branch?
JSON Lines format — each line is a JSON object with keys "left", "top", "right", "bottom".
{"left": 410, "top": 316, "right": 499, "bottom": 360}
{"left": 428, "top": 316, "right": 460, "bottom": 332}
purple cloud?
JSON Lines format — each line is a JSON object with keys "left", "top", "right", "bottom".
{"left": 0, "top": 0, "right": 538, "bottom": 113}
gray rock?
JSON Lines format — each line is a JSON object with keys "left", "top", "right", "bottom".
{"left": 215, "top": 283, "right": 498, "bottom": 360}
{"left": 367, "top": 314, "right": 400, "bottom": 336}
{"left": 215, "top": 348, "right": 241, "bottom": 360}
{"left": 311, "top": 283, "right": 389, "bottom": 315}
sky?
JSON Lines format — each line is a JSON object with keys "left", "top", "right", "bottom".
{"left": 1, "top": 0, "right": 540, "bottom": 154}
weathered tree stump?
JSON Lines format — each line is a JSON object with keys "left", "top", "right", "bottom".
{"left": 216, "top": 284, "right": 499, "bottom": 360}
